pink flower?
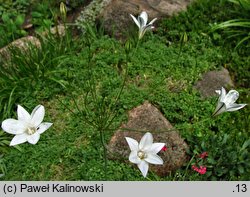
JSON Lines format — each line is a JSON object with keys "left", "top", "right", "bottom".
{"left": 161, "top": 145, "right": 167, "bottom": 151}
{"left": 198, "top": 166, "right": 207, "bottom": 174}
{"left": 192, "top": 165, "right": 207, "bottom": 175}
{"left": 199, "top": 152, "right": 208, "bottom": 159}
{"left": 192, "top": 165, "right": 199, "bottom": 171}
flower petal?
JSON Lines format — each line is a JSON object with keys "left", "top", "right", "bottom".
{"left": 138, "top": 160, "right": 149, "bottom": 177}
{"left": 145, "top": 153, "right": 163, "bottom": 165}
{"left": 129, "top": 151, "right": 141, "bottom": 164}
{"left": 10, "top": 133, "right": 28, "bottom": 146}
{"left": 17, "top": 105, "right": 31, "bottom": 122}
{"left": 125, "top": 137, "right": 139, "bottom": 151}
{"left": 139, "top": 11, "right": 148, "bottom": 26}
{"left": 139, "top": 132, "right": 153, "bottom": 151}
{"left": 219, "top": 87, "right": 226, "bottom": 101}
{"left": 223, "top": 90, "right": 239, "bottom": 106}
{"left": 130, "top": 14, "right": 140, "bottom": 28}
{"left": 138, "top": 29, "right": 145, "bottom": 40}
{"left": 148, "top": 18, "right": 157, "bottom": 25}
{"left": 226, "top": 103, "right": 247, "bottom": 112}
{"left": 143, "top": 24, "right": 154, "bottom": 31}
{"left": 37, "top": 122, "right": 53, "bottom": 134}
{"left": 213, "top": 102, "right": 226, "bottom": 116}
{"left": 27, "top": 132, "right": 40, "bottom": 144}
{"left": 31, "top": 105, "right": 45, "bottom": 127}
{"left": 215, "top": 90, "right": 221, "bottom": 95}
{"left": 139, "top": 23, "right": 154, "bottom": 39}
{"left": 1, "top": 119, "right": 27, "bottom": 135}
{"left": 150, "top": 143, "right": 165, "bottom": 154}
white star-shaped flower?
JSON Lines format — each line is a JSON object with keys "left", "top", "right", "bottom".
{"left": 130, "top": 11, "right": 157, "bottom": 39}
{"left": 213, "top": 87, "right": 247, "bottom": 116}
{"left": 125, "top": 132, "right": 165, "bottom": 177}
{"left": 1, "top": 105, "right": 52, "bottom": 146}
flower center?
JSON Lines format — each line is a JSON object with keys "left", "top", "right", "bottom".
{"left": 137, "top": 150, "right": 147, "bottom": 160}
{"left": 26, "top": 127, "right": 37, "bottom": 135}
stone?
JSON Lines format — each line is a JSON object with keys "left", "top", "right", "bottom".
{"left": 98, "top": 0, "right": 193, "bottom": 38}
{"left": 76, "top": 0, "right": 112, "bottom": 31}
{"left": 108, "top": 101, "right": 189, "bottom": 177}
{"left": 0, "top": 24, "right": 65, "bottom": 62}
{"left": 194, "top": 67, "right": 234, "bottom": 98}
{"left": 0, "top": 36, "right": 41, "bottom": 61}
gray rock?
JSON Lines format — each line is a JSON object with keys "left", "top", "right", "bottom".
{"left": 0, "top": 36, "right": 41, "bottom": 61}
{"left": 98, "top": 0, "right": 193, "bottom": 38}
{"left": 108, "top": 101, "right": 189, "bottom": 177}
{"left": 76, "top": 0, "right": 112, "bottom": 31}
{"left": 0, "top": 24, "right": 65, "bottom": 62}
{"left": 194, "top": 67, "right": 234, "bottom": 98}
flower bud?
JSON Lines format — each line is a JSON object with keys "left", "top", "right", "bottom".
{"left": 180, "top": 32, "right": 188, "bottom": 43}
{"left": 60, "top": 2, "right": 67, "bottom": 21}
{"left": 125, "top": 40, "right": 133, "bottom": 54}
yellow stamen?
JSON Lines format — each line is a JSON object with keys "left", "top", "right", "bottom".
{"left": 26, "top": 127, "right": 36, "bottom": 135}
{"left": 137, "top": 151, "right": 147, "bottom": 160}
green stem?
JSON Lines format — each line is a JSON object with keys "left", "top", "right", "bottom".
{"left": 112, "top": 62, "right": 128, "bottom": 107}
{"left": 182, "top": 155, "right": 196, "bottom": 181}
{"left": 134, "top": 39, "right": 140, "bottom": 54}
{"left": 190, "top": 116, "right": 213, "bottom": 126}
{"left": 151, "top": 171, "right": 160, "bottom": 181}
{"left": 99, "top": 130, "right": 107, "bottom": 180}
{"left": 103, "top": 57, "right": 130, "bottom": 130}
{"left": 177, "top": 37, "right": 184, "bottom": 60}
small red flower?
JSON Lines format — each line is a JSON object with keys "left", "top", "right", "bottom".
{"left": 161, "top": 145, "right": 167, "bottom": 151}
{"left": 192, "top": 165, "right": 199, "bottom": 171}
{"left": 192, "top": 165, "right": 207, "bottom": 175}
{"left": 199, "top": 152, "right": 208, "bottom": 159}
{"left": 199, "top": 166, "right": 207, "bottom": 174}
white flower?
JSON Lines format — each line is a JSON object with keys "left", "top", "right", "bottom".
{"left": 125, "top": 132, "right": 165, "bottom": 177}
{"left": 213, "top": 87, "right": 247, "bottom": 116}
{"left": 1, "top": 105, "right": 52, "bottom": 146}
{"left": 130, "top": 11, "right": 157, "bottom": 39}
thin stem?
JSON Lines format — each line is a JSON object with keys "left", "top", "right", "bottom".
{"left": 151, "top": 171, "right": 160, "bottom": 181}
{"left": 113, "top": 62, "right": 128, "bottom": 106}
{"left": 145, "top": 176, "right": 152, "bottom": 181}
{"left": 63, "top": 18, "right": 70, "bottom": 51}
{"left": 56, "top": 96, "right": 76, "bottom": 115}
{"left": 104, "top": 63, "right": 129, "bottom": 128}
{"left": 182, "top": 155, "right": 195, "bottom": 181}
{"left": 189, "top": 116, "right": 213, "bottom": 127}
{"left": 177, "top": 42, "right": 183, "bottom": 60}
{"left": 99, "top": 129, "right": 107, "bottom": 180}
{"left": 134, "top": 39, "right": 140, "bottom": 54}
{"left": 104, "top": 38, "right": 141, "bottom": 130}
